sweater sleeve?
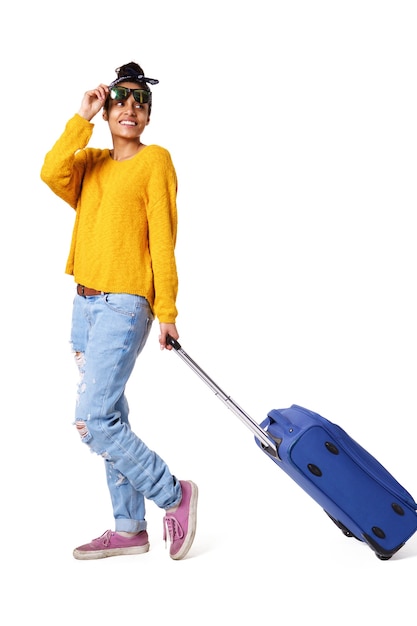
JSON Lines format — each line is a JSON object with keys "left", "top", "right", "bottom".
{"left": 146, "top": 150, "right": 179, "bottom": 323}
{"left": 40, "top": 114, "right": 94, "bottom": 209}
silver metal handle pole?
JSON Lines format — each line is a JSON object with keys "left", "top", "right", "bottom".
{"left": 167, "top": 336, "right": 278, "bottom": 458}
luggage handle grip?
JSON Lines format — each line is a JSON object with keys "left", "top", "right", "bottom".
{"left": 167, "top": 335, "right": 278, "bottom": 458}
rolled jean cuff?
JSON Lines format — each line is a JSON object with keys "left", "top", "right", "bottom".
{"left": 115, "top": 519, "right": 147, "bottom": 533}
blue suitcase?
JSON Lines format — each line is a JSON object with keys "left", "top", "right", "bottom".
{"left": 258, "top": 404, "right": 417, "bottom": 559}
{"left": 167, "top": 336, "right": 417, "bottom": 560}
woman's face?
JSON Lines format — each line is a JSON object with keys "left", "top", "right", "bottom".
{"left": 104, "top": 81, "right": 150, "bottom": 140}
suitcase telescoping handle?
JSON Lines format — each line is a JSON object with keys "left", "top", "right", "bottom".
{"left": 167, "top": 335, "right": 278, "bottom": 458}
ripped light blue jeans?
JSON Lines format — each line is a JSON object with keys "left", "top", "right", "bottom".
{"left": 70, "top": 291, "right": 181, "bottom": 533}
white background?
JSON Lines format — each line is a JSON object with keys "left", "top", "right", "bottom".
{"left": 1, "top": 0, "right": 417, "bottom": 623}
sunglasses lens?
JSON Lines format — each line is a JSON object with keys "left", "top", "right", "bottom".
{"left": 110, "top": 87, "right": 129, "bottom": 101}
{"left": 133, "top": 90, "right": 150, "bottom": 104}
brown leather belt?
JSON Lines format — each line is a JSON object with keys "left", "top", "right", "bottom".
{"left": 77, "top": 284, "right": 104, "bottom": 297}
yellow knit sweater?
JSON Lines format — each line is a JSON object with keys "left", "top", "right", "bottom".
{"left": 41, "top": 114, "right": 178, "bottom": 323}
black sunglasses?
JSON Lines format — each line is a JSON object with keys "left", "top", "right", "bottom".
{"left": 109, "top": 87, "right": 151, "bottom": 104}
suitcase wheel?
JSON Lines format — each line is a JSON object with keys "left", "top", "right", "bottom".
{"left": 324, "top": 511, "right": 360, "bottom": 540}
{"left": 326, "top": 513, "right": 395, "bottom": 560}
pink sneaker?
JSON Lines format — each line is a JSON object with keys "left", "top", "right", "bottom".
{"left": 163, "top": 480, "right": 198, "bottom": 560}
{"left": 73, "top": 529, "right": 150, "bottom": 560}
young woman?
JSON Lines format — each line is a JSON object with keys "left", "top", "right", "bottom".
{"left": 41, "top": 61, "right": 198, "bottom": 561}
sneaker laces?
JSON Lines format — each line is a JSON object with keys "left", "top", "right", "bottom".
{"left": 163, "top": 515, "right": 184, "bottom": 545}
{"left": 94, "top": 529, "right": 113, "bottom": 547}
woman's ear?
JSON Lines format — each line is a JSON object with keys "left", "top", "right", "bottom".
{"left": 102, "top": 109, "right": 108, "bottom": 121}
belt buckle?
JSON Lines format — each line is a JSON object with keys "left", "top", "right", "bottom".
{"left": 78, "top": 284, "right": 85, "bottom": 296}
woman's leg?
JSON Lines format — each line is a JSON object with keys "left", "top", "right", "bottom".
{"left": 104, "top": 394, "right": 148, "bottom": 532}
{"left": 70, "top": 292, "right": 181, "bottom": 533}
